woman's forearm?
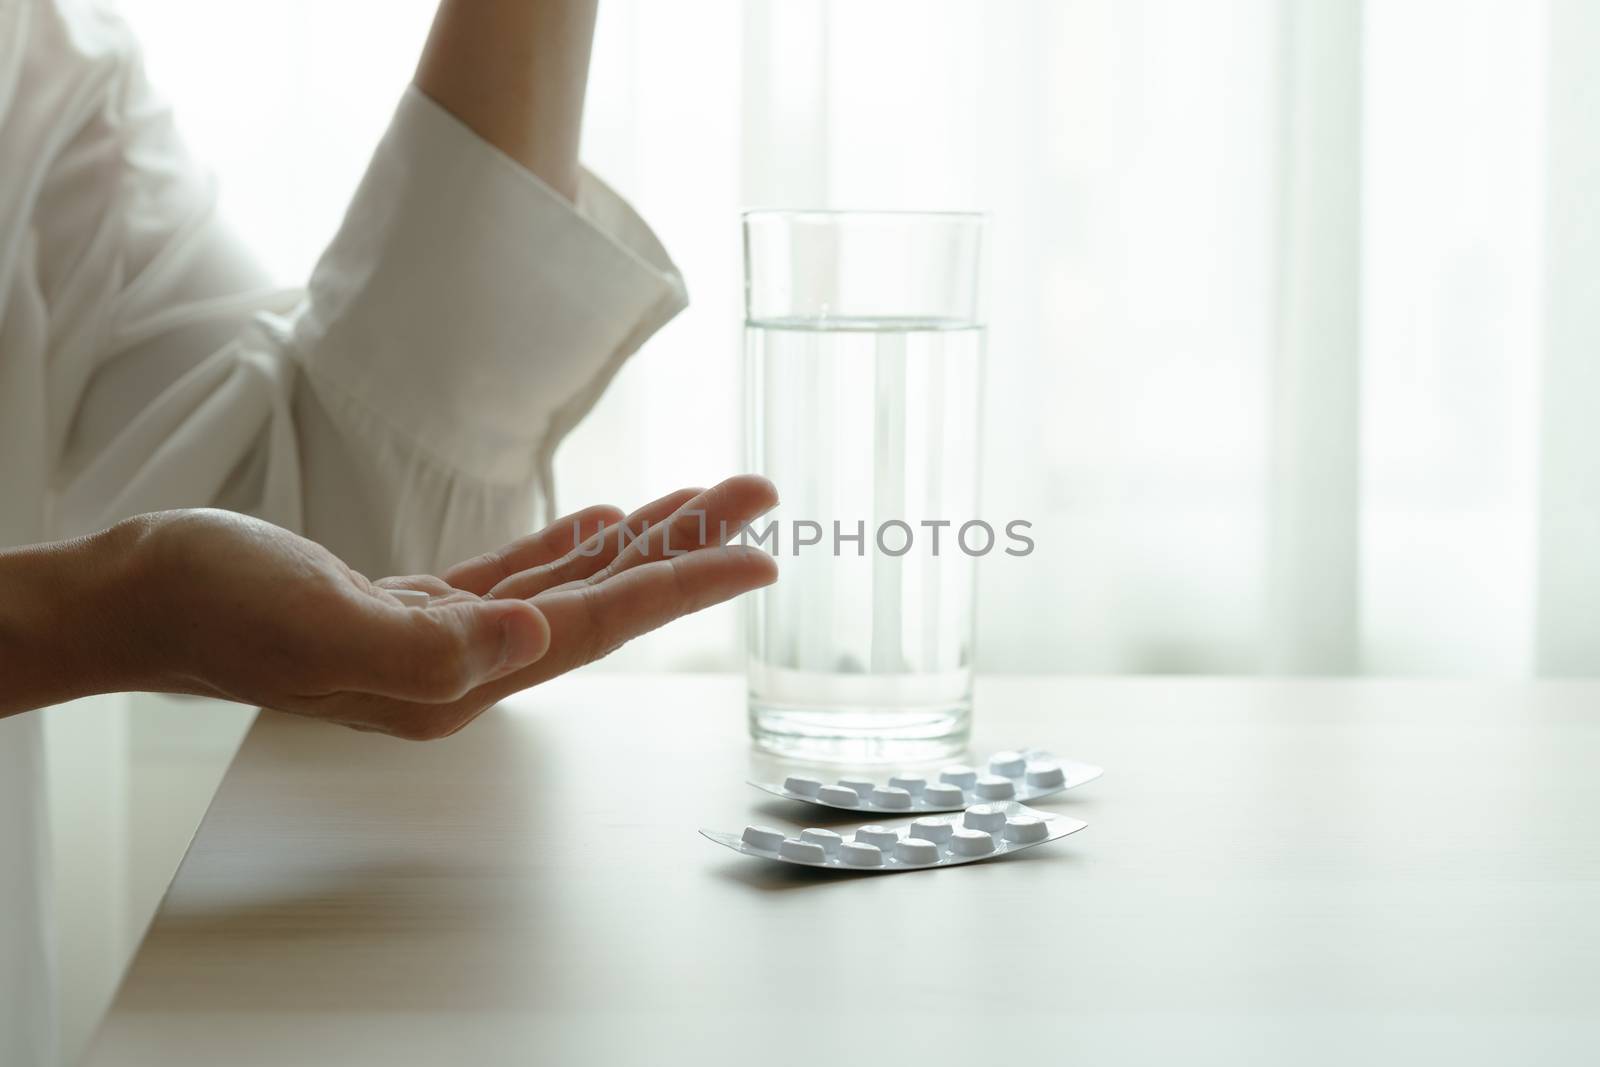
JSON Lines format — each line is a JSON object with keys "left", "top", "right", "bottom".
{"left": 0, "top": 524, "right": 144, "bottom": 717}
{"left": 413, "top": 0, "right": 599, "bottom": 201}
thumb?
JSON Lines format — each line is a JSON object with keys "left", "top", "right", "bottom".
{"left": 377, "top": 597, "right": 551, "bottom": 702}
{"left": 445, "top": 597, "right": 552, "bottom": 688}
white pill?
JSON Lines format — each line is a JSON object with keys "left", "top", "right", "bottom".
{"left": 390, "top": 588, "right": 431, "bottom": 608}
{"left": 838, "top": 777, "right": 878, "bottom": 798}
{"left": 908, "top": 817, "right": 955, "bottom": 844}
{"left": 963, "top": 804, "right": 1008, "bottom": 832}
{"left": 1024, "top": 762, "right": 1066, "bottom": 788}
{"left": 784, "top": 775, "right": 823, "bottom": 797}
{"left": 870, "top": 785, "right": 913, "bottom": 809}
{"left": 1002, "top": 816, "right": 1049, "bottom": 844}
{"left": 800, "top": 828, "right": 843, "bottom": 853}
{"left": 975, "top": 775, "right": 1017, "bottom": 800}
{"left": 888, "top": 773, "right": 927, "bottom": 794}
{"left": 839, "top": 841, "right": 885, "bottom": 866}
{"left": 741, "top": 825, "right": 787, "bottom": 851}
{"left": 923, "top": 783, "right": 966, "bottom": 806}
{"left": 856, "top": 825, "right": 900, "bottom": 851}
{"left": 817, "top": 785, "right": 861, "bottom": 807}
{"left": 950, "top": 828, "right": 997, "bottom": 856}
{"left": 778, "top": 838, "right": 828, "bottom": 863}
{"left": 939, "top": 765, "right": 977, "bottom": 789}
{"left": 988, "top": 750, "right": 1027, "bottom": 777}
{"left": 895, "top": 838, "right": 941, "bottom": 864}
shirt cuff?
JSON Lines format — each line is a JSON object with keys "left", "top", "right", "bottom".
{"left": 285, "top": 84, "right": 687, "bottom": 486}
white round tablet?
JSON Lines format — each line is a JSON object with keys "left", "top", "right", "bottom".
{"left": 923, "top": 783, "right": 966, "bottom": 807}
{"left": 741, "top": 825, "right": 786, "bottom": 851}
{"left": 963, "top": 804, "right": 1007, "bottom": 832}
{"left": 817, "top": 785, "right": 861, "bottom": 807}
{"left": 975, "top": 775, "right": 1017, "bottom": 800}
{"left": 839, "top": 841, "right": 885, "bottom": 866}
{"left": 1002, "top": 816, "right": 1049, "bottom": 844}
{"left": 869, "top": 785, "right": 912, "bottom": 809}
{"left": 800, "top": 828, "right": 843, "bottom": 853}
{"left": 895, "top": 838, "right": 940, "bottom": 864}
{"left": 888, "top": 773, "right": 927, "bottom": 794}
{"left": 939, "top": 765, "right": 977, "bottom": 789}
{"left": 908, "top": 817, "right": 955, "bottom": 844}
{"left": 950, "top": 828, "right": 996, "bottom": 856}
{"left": 778, "top": 838, "right": 828, "bottom": 863}
{"left": 838, "top": 777, "right": 877, "bottom": 797}
{"left": 988, "top": 750, "right": 1027, "bottom": 777}
{"left": 1024, "top": 762, "right": 1066, "bottom": 789}
{"left": 390, "top": 588, "right": 431, "bottom": 608}
{"left": 783, "top": 775, "right": 823, "bottom": 797}
{"left": 856, "top": 825, "right": 900, "bottom": 851}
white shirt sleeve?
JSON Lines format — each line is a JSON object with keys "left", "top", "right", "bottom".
{"left": 281, "top": 87, "right": 689, "bottom": 572}
{"left": 40, "top": 30, "right": 685, "bottom": 577}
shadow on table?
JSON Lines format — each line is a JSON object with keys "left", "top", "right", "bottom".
{"left": 745, "top": 789, "right": 1099, "bottom": 828}
{"left": 744, "top": 797, "right": 867, "bottom": 826}
{"left": 708, "top": 841, "right": 1091, "bottom": 893}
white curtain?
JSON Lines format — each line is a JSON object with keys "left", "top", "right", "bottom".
{"left": 113, "top": 0, "right": 1600, "bottom": 678}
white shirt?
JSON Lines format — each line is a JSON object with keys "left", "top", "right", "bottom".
{"left": 0, "top": 1, "right": 687, "bottom": 1062}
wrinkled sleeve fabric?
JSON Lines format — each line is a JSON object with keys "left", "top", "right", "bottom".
{"left": 42, "top": 28, "right": 684, "bottom": 577}
{"left": 284, "top": 87, "right": 687, "bottom": 572}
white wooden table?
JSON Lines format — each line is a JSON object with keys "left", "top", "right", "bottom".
{"left": 86, "top": 676, "right": 1600, "bottom": 1066}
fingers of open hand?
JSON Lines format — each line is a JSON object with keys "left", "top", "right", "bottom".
{"left": 323, "top": 595, "right": 551, "bottom": 703}
{"left": 441, "top": 504, "right": 623, "bottom": 595}
{"left": 483, "top": 486, "right": 700, "bottom": 602}
{"left": 527, "top": 545, "right": 778, "bottom": 677}
{"left": 590, "top": 475, "right": 779, "bottom": 585}
{"left": 297, "top": 477, "right": 780, "bottom": 735}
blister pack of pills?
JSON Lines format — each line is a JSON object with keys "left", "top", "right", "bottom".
{"left": 702, "top": 802, "right": 1086, "bottom": 872}
{"left": 750, "top": 748, "right": 1102, "bottom": 813}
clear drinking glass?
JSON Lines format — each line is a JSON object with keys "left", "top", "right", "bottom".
{"left": 742, "top": 210, "right": 986, "bottom": 762}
